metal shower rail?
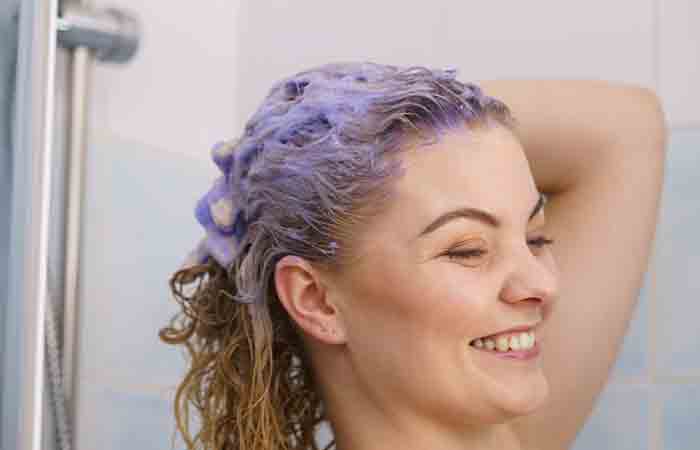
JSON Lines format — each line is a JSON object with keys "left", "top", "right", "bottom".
{"left": 15, "top": 1, "right": 140, "bottom": 449}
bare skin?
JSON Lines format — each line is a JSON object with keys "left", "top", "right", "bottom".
{"left": 275, "top": 80, "right": 667, "bottom": 450}
{"left": 478, "top": 80, "right": 667, "bottom": 450}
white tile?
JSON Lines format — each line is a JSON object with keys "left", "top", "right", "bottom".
{"left": 659, "top": 0, "right": 700, "bottom": 126}
{"left": 233, "top": 0, "right": 656, "bottom": 129}
{"left": 89, "top": 0, "right": 242, "bottom": 161}
{"left": 83, "top": 0, "right": 661, "bottom": 160}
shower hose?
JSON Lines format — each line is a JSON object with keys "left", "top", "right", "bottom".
{"left": 45, "top": 265, "right": 72, "bottom": 450}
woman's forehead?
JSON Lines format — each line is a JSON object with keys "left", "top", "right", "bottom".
{"left": 347, "top": 128, "right": 541, "bottom": 254}
{"left": 393, "top": 127, "right": 536, "bottom": 211}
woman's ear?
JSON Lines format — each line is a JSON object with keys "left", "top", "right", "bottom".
{"left": 274, "top": 255, "right": 346, "bottom": 344}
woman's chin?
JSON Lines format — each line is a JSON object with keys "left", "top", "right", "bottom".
{"left": 496, "top": 374, "right": 550, "bottom": 418}
{"left": 464, "top": 341, "right": 550, "bottom": 416}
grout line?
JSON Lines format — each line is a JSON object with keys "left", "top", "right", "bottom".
{"left": 648, "top": 103, "right": 661, "bottom": 449}
{"left": 651, "top": 389, "right": 663, "bottom": 450}
{"left": 646, "top": 59, "right": 663, "bottom": 440}
{"left": 647, "top": 239, "right": 658, "bottom": 384}
{"left": 107, "top": 381, "right": 178, "bottom": 398}
{"left": 608, "top": 375, "right": 650, "bottom": 386}
{"left": 89, "top": 127, "right": 217, "bottom": 173}
{"left": 668, "top": 122, "right": 700, "bottom": 131}
{"left": 652, "top": 0, "right": 661, "bottom": 93}
{"left": 655, "top": 374, "right": 700, "bottom": 384}
{"left": 649, "top": 243, "right": 660, "bottom": 450}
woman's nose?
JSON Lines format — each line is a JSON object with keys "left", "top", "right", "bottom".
{"left": 499, "top": 243, "right": 560, "bottom": 307}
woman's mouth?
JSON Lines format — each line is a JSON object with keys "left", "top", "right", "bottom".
{"left": 468, "top": 330, "right": 540, "bottom": 360}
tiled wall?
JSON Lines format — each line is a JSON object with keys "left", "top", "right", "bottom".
{"left": 68, "top": 0, "right": 698, "bottom": 448}
{"left": 572, "top": 129, "right": 700, "bottom": 449}
{"left": 72, "top": 131, "right": 211, "bottom": 450}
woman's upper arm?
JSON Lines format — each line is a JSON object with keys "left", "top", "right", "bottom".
{"left": 508, "top": 89, "right": 668, "bottom": 450}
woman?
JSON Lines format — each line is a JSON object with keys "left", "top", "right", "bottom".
{"left": 160, "top": 62, "right": 667, "bottom": 450}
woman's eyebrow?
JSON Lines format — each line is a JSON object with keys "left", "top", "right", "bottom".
{"left": 417, "top": 192, "right": 547, "bottom": 238}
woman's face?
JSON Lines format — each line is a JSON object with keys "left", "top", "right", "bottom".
{"left": 328, "top": 124, "right": 560, "bottom": 428}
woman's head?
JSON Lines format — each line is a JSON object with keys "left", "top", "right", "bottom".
{"left": 160, "top": 61, "right": 558, "bottom": 450}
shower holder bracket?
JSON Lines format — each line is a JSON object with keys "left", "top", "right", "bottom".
{"left": 57, "top": 4, "right": 140, "bottom": 63}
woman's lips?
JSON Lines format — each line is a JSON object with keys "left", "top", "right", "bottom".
{"left": 478, "top": 322, "right": 540, "bottom": 340}
{"left": 470, "top": 338, "right": 541, "bottom": 360}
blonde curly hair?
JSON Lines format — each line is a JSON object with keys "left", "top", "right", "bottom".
{"left": 159, "top": 61, "right": 516, "bottom": 450}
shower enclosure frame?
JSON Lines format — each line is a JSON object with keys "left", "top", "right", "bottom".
{"left": 3, "top": 0, "right": 60, "bottom": 449}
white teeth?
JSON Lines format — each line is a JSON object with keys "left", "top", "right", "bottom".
{"left": 470, "top": 331, "right": 536, "bottom": 352}
{"left": 509, "top": 335, "right": 521, "bottom": 351}
{"left": 496, "top": 336, "right": 510, "bottom": 352}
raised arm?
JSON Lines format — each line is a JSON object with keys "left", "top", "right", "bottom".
{"left": 477, "top": 79, "right": 668, "bottom": 450}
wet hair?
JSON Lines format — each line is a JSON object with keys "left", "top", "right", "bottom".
{"left": 159, "top": 61, "right": 517, "bottom": 450}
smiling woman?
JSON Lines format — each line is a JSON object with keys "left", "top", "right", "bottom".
{"left": 159, "top": 63, "right": 667, "bottom": 450}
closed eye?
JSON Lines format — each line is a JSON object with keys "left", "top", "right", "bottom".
{"left": 445, "top": 236, "right": 555, "bottom": 260}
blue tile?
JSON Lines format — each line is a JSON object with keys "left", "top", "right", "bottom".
{"left": 571, "top": 383, "right": 650, "bottom": 450}
{"left": 660, "top": 384, "right": 700, "bottom": 450}
{"left": 78, "top": 134, "right": 216, "bottom": 386}
{"left": 76, "top": 385, "right": 184, "bottom": 449}
{"left": 610, "top": 271, "right": 650, "bottom": 378}
{"left": 654, "top": 128, "right": 700, "bottom": 374}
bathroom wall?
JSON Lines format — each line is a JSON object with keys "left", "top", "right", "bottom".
{"left": 71, "top": 0, "right": 699, "bottom": 448}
